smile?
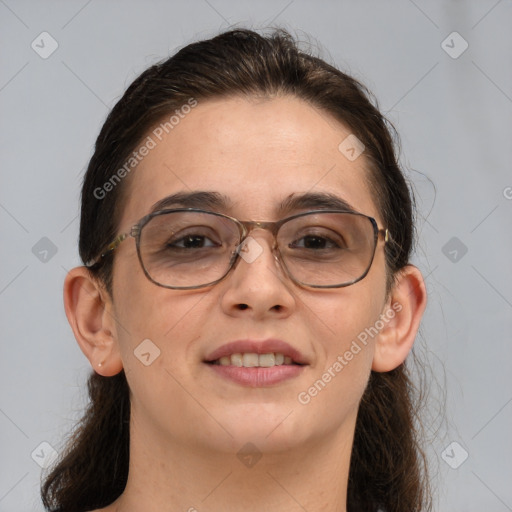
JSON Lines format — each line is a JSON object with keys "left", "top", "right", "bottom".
{"left": 208, "top": 352, "right": 303, "bottom": 367}
{"left": 203, "top": 339, "right": 308, "bottom": 386}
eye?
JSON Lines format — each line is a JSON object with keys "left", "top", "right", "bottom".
{"left": 290, "top": 234, "right": 341, "bottom": 250}
{"left": 163, "top": 226, "right": 223, "bottom": 250}
{"left": 288, "top": 226, "right": 348, "bottom": 251}
{"left": 172, "top": 234, "right": 214, "bottom": 248}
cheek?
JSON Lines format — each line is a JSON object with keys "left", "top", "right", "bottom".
{"left": 111, "top": 260, "right": 202, "bottom": 372}
{"left": 111, "top": 275, "right": 239, "bottom": 447}
{"left": 297, "top": 279, "right": 387, "bottom": 413}
{"left": 111, "top": 278, "right": 209, "bottom": 434}
{"left": 310, "top": 276, "right": 386, "bottom": 358}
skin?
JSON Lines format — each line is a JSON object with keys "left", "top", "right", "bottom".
{"left": 64, "top": 95, "right": 427, "bottom": 512}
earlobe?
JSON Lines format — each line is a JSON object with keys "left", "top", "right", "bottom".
{"left": 371, "top": 265, "right": 427, "bottom": 372}
{"left": 63, "top": 266, "right": 123, "bottom": 376}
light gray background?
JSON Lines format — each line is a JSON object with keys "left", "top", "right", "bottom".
{"left": 1, "top": 1, "right": 511, "bottom": 510}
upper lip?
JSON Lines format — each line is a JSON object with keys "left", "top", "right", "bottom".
{"left": 204, "top": 339, "right": 309, "bottom": 365}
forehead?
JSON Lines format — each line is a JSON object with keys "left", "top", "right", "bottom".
{"left": 119, "top": 95, "right": 381, "bottom": 228}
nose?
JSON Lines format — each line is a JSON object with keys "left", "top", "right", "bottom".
{"left": 219, "top": 230, "right": 297, "bottom": 319}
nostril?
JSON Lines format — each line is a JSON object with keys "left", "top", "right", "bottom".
{"left": 238, "top": 304, "right": 249, "bottom": 310}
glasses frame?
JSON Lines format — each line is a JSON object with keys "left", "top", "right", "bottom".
{"left": 86, "top": 207, "right": 390, "bottom": 290}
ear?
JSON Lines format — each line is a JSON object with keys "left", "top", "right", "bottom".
{"left": 371, "top": 264, "right": 427, "bottom": 372}
{"left": 63, "top": 266, "right": 123, "bottom": 376}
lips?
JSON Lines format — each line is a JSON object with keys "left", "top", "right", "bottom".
{"left": 204, "top": 339, "right": 308, "bottom": 366}
{"left": 204, "top": 339, "right": 308, "bottom": 387}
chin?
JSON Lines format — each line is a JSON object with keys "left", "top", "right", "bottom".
{"left": 206, "top": 403, "right": 313, "bottom": 453}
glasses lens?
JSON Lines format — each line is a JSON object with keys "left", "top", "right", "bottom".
{"left": 277, "top": 212, "right": 377, "bottom": 287}
{"left": 139, "top": 211, "right": 240, "bottom": 288}
{"left": 138, "top": 211, "right": 377, "bottom": 289}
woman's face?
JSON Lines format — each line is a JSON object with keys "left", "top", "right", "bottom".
{"left": 109, "top": 95, "right": 390, "bottom": 455}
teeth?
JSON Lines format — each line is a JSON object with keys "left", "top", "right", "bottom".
{"left": 215, "top": 352, "right": 294, "bottom": 367}
{"left": 242, "top": 353, "right": 259, "bottom": 367}
{"left": 231, "top": 353, "right": 243, "bottom": 367}
{"left": 258, "top": 353, "right": 275, "bottom": 367}
{"left": 219, "top": 356, "right": 231, "bottom": 366}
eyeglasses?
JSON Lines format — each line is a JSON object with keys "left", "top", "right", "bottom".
{"left": 86, "top": 208, "right": 389, "bottom": 289}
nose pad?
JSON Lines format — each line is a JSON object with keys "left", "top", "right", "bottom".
{"left": 229, "top": 222, "right": 293, "bottom": 282}
{"left": 228, "top": 239, "right": 295, "bottom": 306}
{"left": 234, "top": 233, "right": 283, "bottom": 274}
{"left": 236, "top": 235, "right": 270, "bottom": 265}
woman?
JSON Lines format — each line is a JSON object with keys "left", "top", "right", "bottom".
{"left": 42, "top": 28, "right": 430, "bottom": 512}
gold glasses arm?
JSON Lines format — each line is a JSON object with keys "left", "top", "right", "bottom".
{"left": 379, "top": 228, "right": 390, "bottom": 243}
{"left": 84, "top": 233, "right": 129, "bottom": 267}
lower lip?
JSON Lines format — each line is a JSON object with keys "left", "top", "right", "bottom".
{"left": 206, "top": 363, "right": 305, "bottom": 387}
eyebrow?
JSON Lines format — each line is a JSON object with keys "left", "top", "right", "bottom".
{"left": 277, "top": 192, "right": 357, "bottom": 216}
{"left": 148, "top": 190, "right": 357, "bottom": 217}
{"left": 149, "top": 191, "right": 233, "bottom": 214}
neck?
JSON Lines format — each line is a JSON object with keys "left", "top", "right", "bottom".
{"left": 111, "top": 415, "right": 355, "bottom": 512}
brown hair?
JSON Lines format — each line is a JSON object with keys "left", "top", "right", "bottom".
{"left": 42, "top": 28, "right": 431, "bottom": 511}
